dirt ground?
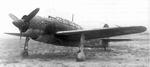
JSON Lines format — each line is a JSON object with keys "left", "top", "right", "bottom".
{"left": 0, "top": 33, "right": 149, "bottom": 67}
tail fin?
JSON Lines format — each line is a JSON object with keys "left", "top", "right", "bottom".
{"left": 103, "top": 24, "right": 109, "bottom": 28}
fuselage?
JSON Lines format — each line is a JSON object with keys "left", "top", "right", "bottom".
{"left": 24, "top": 16, "right": 82, "bottom": 46}
{"left": 19, "top": 16, "right": 110, "bottom": 48}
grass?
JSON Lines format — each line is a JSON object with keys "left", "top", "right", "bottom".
{"left": 0, "top": 33, "right": 149, "bottom": 67}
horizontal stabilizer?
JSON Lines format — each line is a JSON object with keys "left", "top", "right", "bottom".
{"left": 100, "top": 38, "right": 132, "bottom": 42}
{"left": 100, "top": 38, "right": 148, "bottom": 42}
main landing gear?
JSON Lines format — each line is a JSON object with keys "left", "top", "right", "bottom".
{"left": 22, "top": 37, "right": 30, "bottom": 57}
{"left": 76, "top": 34, "right": 86, "bottom": 61}
{"left": 102, "top": 40, "right": 109, "bottom": 51}
{"left": 102, "top": 40, "right": 112, "bottom": 51}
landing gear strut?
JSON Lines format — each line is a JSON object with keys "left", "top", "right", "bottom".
{"left": 102, "top": 40, "right": 112, "bottom": 51}
{"left": 22, "top": 37, "right": 30, "bottom": 56}
{"left": 76, "top": 34, "right": 86, "bottom": 61}
{"left": 102, "top": 40, "right": 109, "bottom": 51}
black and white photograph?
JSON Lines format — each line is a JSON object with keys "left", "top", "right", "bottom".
{"left": 0, "top": 0, "right": 149, "bottom": 67}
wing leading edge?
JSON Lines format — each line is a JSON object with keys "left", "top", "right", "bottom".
{"left": 5, "top": 33, "right": 28, "bottom": 37}
{"left": 56, "top": 26, "right": 147, "bottom": 41}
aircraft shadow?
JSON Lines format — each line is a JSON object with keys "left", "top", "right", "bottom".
{"left": 22, "top": 52, "right": 77, "bottom": 61}
{"left": 22, "top": 48, "right": 114, "bottom": 61}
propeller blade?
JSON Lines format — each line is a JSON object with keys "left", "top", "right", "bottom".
{"left": 22, "top": 8, "right": 40, "bottom": 22}
{"left": 9, "top": 13, "right": 19, "bottom": 21}
{"left": 20, "top": 8, "right": 40, "bottom": 33}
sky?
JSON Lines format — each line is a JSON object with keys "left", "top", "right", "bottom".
{"left": 0, "top": 0, "right": 149, "bottom": 33}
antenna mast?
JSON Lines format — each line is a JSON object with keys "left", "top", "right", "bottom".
{"left": 72, "top": 14, "right": 74, "bottom": 22}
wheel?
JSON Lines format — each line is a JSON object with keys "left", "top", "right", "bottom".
{"left": 76, "top": 50, "right": 85, "bottom": 62}
{"left": 22, "top": 50, "right": 28, "bottom": 57}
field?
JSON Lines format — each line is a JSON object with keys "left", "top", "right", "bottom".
{"left": 0, "top": 32, "right": 149, "bottom": 67}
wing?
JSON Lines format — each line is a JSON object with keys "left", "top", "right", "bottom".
{"left": 56, "top": 26, "right": 146, "bottom": 41}
{"left": 5, "top": 33, "right": 28, "bottom": 37}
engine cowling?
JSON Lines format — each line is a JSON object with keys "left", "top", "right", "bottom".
{"left": 36, "top": 23, "right": 62, "bottom": 44}
{"left": 44, "top": 23, "right": 56, "bottom": 34}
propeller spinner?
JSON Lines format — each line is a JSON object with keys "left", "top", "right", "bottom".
{"left": 9, "top": 8, "right": 40, "bottom": 39}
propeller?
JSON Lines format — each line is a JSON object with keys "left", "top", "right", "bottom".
{"left": 9, "top": 8, "right": 40, "bottom": 39}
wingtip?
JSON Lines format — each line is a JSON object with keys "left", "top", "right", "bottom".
{"left": 35, "top": 8, "right": 40, "bottom": 11}
{"left": 4, "top": 33, "right": 27, "bottom": 37}
{"left": 140, "top": 26, "right": 147, "bottom": 32}
{"left": 4, "top": 32, "right": 10, "bottom": 34}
